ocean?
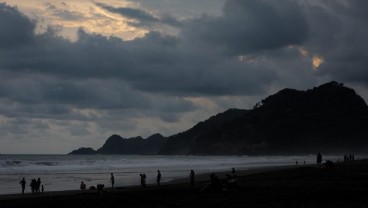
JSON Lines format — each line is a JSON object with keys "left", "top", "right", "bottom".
{"left": 0, "top": 154, "right": 344, "bottom": 195}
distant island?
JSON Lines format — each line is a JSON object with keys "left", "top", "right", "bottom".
{"left": 69, "top": 134, "right": 166, "bottom": 155}
{"left": 69, "top": 81, "right": 368, "bottom": 155}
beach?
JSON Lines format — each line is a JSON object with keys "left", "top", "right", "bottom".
{"left": 1, "top": 154, "right": 336, "bottom": 195}
{"left": 1, "top": 159, "right": 368, "bottom": 208}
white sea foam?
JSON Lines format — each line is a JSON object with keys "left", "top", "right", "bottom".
{"left": 0, "top": 154, "right": 344, "bottom": 195}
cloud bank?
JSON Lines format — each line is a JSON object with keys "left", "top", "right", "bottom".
{"left": 0, "top": 0, "right": 367, "bottom": 153}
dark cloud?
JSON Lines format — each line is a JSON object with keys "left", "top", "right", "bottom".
{"left": 0, "top": 3, "right": 35, "bottom": 48}
{"left": 182, "top": 0, "right": 309, "bottom": 55}
{"left": 1, "top": 1, "right": 367, "bottom": 102}
{"left": 0, "top": 0, "right": 368, "bottom": 153}
{"left": 300, "top": 0, "right": 368, "bottom": 85}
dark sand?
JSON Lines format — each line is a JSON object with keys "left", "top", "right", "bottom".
{"left": 1, "top": 160, "right": 368, "bottom": 208}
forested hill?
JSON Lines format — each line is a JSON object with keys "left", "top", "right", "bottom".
{"left": 70, "top": 81, "right": 368, "bottom": 155}
{"left": 69, "top": 133, "right": 167, "bottom": 155}
{"left": 159, "top": 81, "right": 368, "bottom": 155}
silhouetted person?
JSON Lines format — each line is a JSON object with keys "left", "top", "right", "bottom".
{"left": 201, "top": 173, "right": 223, "bottom": 193}
{"left": 97, "top": 184, "right": 104, "bottom": 194}
{"left": 80, "top": 181, "right": 86, "bottom": 191}
{"left": 211, "top": 173, "right": 221, "bottom": 187}
{"left": 325, "top": 160, "right": 334, "bottom": 168}
{"left": 143, "top": 174, "right": 146, "bottom": 186}
{"left": 110, "top": 173, "right": 115, "bottom": 189}
{"left": 41, "top": 185, "right": 44, "bottom": 193}
{"left": 140, "top": 174, "right": 146, "bottom": 187}
{"left": 317, "top": 152, "right": 322, "bottom": 164}
{"left": 36, "top": 178, "right": 41, "bottom": 194}
{"left": 157, "top": 170, "right": 161, "bottom": 186}
{"left": 231, "top": 168, "right": 237, "bottom": 179}
{"left": 20, "top": 178, "right": 26, "bottom": 195}
{"left": 30, "top": 179, "right": 36, "bottom": 195}
{"left": 225, "top": 173, "right": 238, "bottom": 190}
{"left": 345, "top": 154, "right": 351, "bottom": 163}
{"left": 190, "top": 170, "right": 195, "bottom": 186}
{"left": 140, "top": 174, "right": 144, "bottom": 187}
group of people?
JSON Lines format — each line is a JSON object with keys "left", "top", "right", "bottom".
{"left": 200, "top": 168, "right": 238, "bottom": 193}
{"left": 81, "top": 169, "right": 195, "bottom": 191}
{"left": 19, "top": 177, "right": 43, "bottom": 195}
{"left": 141, "top": 169, "right": 194, "bottom": 187}
{"left": 22, "top": 168, "right": 236, "bottom": 195}
{"left": 140, "top": 173, "right": 147, "bottom": 187}
{"left": 344, "top": 154, "right": 355, "bottom": 163}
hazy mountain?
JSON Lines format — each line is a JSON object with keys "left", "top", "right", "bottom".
{"left": 97, "top": 133, "right": 167, "bottom": 155}
{"left": 69, "top": 133, "right": 166, "bottom": 155}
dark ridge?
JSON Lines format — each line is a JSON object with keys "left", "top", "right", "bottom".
{"left": 70, "top": 82, "right": 368, "bottom": 155}
{"left": 160, "top": 81, "right": 368, "bottom": 155}
{"left": 96, "top": 134, "right": 167, "bottom": 155}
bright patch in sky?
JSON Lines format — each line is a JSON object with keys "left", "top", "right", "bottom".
{"left": 312, "top": 55, "right": 324, "bottom": 70}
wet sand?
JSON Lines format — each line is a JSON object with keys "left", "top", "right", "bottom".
{"left": 1, "top": 160, "right": 368, "bottom": 208}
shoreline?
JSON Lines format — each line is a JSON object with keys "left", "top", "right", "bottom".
{"left": 1, "top": 160, "right": 368, "bottom": 207}
{"left": 0, "top": 154, "right": 347, "bottom": 196}
{"left": 0, "top": 164, "right": 299, "bottom": 200}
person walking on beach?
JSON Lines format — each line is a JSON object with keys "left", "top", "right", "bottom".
{"left": 110, "top": 173, "right": 115, "bottom": 189}
{"left": 20, "top": 177, "right": 26, "bottom": 195}
{"left": 157, "top": 170, "right": 161, "bottom": 186}
{"left": 190, "top": 170, "right": 195, "bottom": 186}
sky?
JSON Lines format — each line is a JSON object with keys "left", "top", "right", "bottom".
{"left": 0, "top": 0, "right": 368, "bottom": 154}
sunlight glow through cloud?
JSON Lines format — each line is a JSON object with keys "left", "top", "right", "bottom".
{"left": 298, "top": 47, "right": 309, "bottom": 58}
{"left": 295, "top": 46, "right": 324, "bottom": 70}
{"left": 312, "top": 55, "right": 324, "bottom": 70}
{"left": 2, "top": 0, "right": 148, "bottom": 40}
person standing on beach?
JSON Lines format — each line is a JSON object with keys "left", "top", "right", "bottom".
{"left": 190, "top": 170, "right": 195, "bottom": 186}
{"left": 157, "top": 170, "right": 161, "bottom": 186}
{"left": 36, "top": 178, "right": 41, "bottom": 194}
{"left": 317, "top": 152, "right": 322, "bottom": 164}
{"left": 140, "top": 174, "right": 144, "bottom": 187}
{"left": 30, "top": 178, "right": 36, "bottom": 194}
{"left": 143, "top": 174, "right": 147, "bottom": 187}
{"left": 140, "top": 174, "right": 147, "bottom": 187}
{"left": 80, "top": 181, "right": 86, "bottom": 191}
{"left": 20, "top": 177, "right": 26, "bottom": 195}
{"left": 110, "top": 173, "right": 115, "bottom": 189}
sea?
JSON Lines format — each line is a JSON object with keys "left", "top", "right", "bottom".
{"left": 0, "top": 154, "right": 347, "bottom": 195}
